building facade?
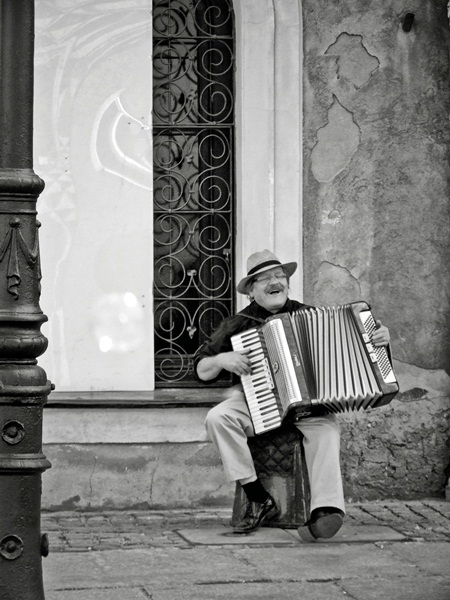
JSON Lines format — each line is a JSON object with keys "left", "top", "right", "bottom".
{"left": 34, "top": 0, "right": 450, "bottom": 510}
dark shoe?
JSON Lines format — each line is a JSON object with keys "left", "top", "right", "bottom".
{"left": 298, "top": 507, "right": 344, "bottom": 541}
{"left": 233, "top": 495, "right": 279, "bottom": 534}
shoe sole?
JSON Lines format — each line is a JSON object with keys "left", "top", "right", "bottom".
{"left": 297, "top": 524, "right": 317, "bottom": 542}
{"left": 298, "top": 513, "right": 344, "bottom": 542}
{"left": 232, "top": 504, "right": 279, "bottom": 534}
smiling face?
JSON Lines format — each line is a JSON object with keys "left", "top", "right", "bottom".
{"left": 248, "top": 267, "right": 289, "bottom": 313}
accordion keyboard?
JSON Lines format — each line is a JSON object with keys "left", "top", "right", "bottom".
{"left": 231, "top": 328, "right": 282, "bottom": 433}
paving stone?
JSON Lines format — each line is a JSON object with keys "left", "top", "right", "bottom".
{"left": 46, "top": 588, "right": 148, "bottom": 600}
{"left": 345, "top": 506, "right": 383, "bottom": 525}
{"left": 341, "top": 577, "right": 450, "bottom": 600}
{"left": 176, "top": 526, "right": 297, "bottom": 545}
{"left": 84, "top": 515, "right": 110, "bottom": 525}
{"left": 43, "top": 547, "right": 261, "bottom": 589}
{"left": 425, "top": 501, "right": 450, "bottom": 518}
{"left": 176, "top": 524, "right": 406, "bottom": 546}
{"left": 287, "top": 524, "right": 406, "bottom": 543}
{"left": 145, "top": 580, "right": 348, "bottom": 600}
{"left": 134, "top": 513, "right": 166, "bottom": 525}
{"left": 386, "top": 541, "right": 450, "bottom": 576}
{"left": 229, "top": 544, "right": 421, "bottom": 582}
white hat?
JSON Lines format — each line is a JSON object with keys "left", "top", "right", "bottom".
{"left": 236, "top": 249, "right": 297, "bottom": 294}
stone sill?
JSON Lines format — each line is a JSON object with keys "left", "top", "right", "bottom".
{"left": 45, "top": 388, "right": 230, "bottom": 409}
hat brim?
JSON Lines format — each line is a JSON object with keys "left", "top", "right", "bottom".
{"left": 237, "top": 261, "right": 297, "bottom": 294}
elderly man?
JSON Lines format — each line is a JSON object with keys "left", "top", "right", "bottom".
{"left": 196, "top": 250, "right": 390, "bottom": 539}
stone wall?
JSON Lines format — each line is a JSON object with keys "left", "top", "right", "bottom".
{"left": 302, "top": 0, "right": 450, "bottom": 499}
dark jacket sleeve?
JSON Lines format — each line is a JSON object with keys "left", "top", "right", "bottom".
{"left": 193, "top": 299, "right": 308, "bottom": 384}
{"left": 193, "top": 314, "right": 251, "bottom": 384}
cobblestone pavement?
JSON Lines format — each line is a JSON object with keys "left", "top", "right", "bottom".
{"left": 41, "top": 499, "right": 450, "bottom": 552}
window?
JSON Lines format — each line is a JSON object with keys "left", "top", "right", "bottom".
{"left": 153, "top": 0, "right": 235, "bottom": 386}
{"left": 34, "top": 0, "right": 303, "bottom": 401}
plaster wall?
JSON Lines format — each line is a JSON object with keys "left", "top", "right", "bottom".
{"left": 302, "top": 0, "right": 450, "bottom": 499}
{"left": 42, "top": 408, "right": 235, "bottom": 510}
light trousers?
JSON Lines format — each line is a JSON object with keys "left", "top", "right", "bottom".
{"left": 205, "top": 385, "right": 345, "bottom": 514}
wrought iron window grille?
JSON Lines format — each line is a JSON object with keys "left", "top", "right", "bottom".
{"left": 153, "top": 0, "right": 235, "bottom": 386}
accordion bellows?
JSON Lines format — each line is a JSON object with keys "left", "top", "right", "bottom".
{"left": 231, "top": 301, "right": 399, "bottom": 434}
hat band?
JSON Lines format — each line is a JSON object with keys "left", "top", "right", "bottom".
{"left": 247, "top": 260, "right": 281, "bottom": 276}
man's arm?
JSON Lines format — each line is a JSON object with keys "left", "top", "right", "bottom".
{"left": 196, "top": 350, "right": 252, "bottom": 381}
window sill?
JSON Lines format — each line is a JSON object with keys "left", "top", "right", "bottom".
{"left": 45, "top": 388, "right": 231, "bottom": 409}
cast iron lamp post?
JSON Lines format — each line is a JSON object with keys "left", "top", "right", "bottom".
{"left": 0, "top": 1, "right": 52, "bottom": 598}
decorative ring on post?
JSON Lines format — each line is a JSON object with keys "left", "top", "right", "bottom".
{"left": 0, "top": 535, "right": 24, "bottom": 560}
{"left": 1, "top": 421, "right": 25, "bottom": 445}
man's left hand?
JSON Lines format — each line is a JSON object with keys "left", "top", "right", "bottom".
{"left": 372, "top": 320, "right": 390, "bottom": 347}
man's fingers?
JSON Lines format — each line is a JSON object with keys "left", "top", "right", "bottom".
{"left": 238, "top": 362, "right": 252, "bottom": 375}
{"left": 237, "top": 355, "right": 252, "bottom": 375}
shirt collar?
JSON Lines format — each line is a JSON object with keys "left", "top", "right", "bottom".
{"left": 247, "top": 298, "right": 293, "bottom": 320}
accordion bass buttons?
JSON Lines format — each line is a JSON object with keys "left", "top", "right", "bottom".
{"left": 364, "top": 342, "right": 378, "bottom": 362}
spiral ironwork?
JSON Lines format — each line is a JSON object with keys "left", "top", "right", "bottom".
{"left": 153, "top": 0, "right": 235, "bottom": 385}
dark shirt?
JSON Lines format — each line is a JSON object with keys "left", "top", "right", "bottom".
{"left": 195, "top": 298, "right": 308, "bottom": 384}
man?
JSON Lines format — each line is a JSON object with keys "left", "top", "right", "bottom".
{"left": 196, "top": 250, "right": 390, "bottom": 540}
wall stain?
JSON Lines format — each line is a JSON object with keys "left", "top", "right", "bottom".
{"left": 325, "top": 32, "right": 380, "bottom": 89}
{"left": 396, "top": 387, "right": 429, "bottom": 402}
{"left": 311, "top": 96, "right": 361, "bottom": 182}
{"left": 60, "top": 495, "right": 81, "bottom": 510}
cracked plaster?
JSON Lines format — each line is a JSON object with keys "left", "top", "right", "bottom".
{"left": 311, "top": 97, "right": 361, "bottom": 183}
{"left": 313, "top": 261, "right": 362, "bottom": 306}
{"left": 325, "top": 33, "right": 380, "bottom": 89}
{"left": 303, "top": 0, "right": 450, "bottom": 498}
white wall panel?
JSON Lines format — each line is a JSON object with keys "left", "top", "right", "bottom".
{"left": 34, "top": 1, "right": 154, "bottom": 391}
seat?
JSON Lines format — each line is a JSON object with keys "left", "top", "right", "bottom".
{"left": 231, "top": 423, "right": 310, "bottom": 528}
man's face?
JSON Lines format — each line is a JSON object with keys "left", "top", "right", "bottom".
{"left": 249, "top": 267, "right": 289, "bottom": 313}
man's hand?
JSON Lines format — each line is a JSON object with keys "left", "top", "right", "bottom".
{"left": 219, "top": 350, "right": 252, "bottom": 376}
{"left": 196, "top": 349, "right": 252, "bottom": 381}
{"left": 372, "top": 320, "right": 390, "bottom": 347}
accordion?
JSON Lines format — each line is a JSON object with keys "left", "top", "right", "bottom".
{"left": 231, "top": 301, "right": 399, "bottom": 434}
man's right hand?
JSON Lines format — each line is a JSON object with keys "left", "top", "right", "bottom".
{"left": 219, "top": 350, "right": 252, "bottom": 376}
{"left": 196, "top": 350, "right": 252, "bottom": 381}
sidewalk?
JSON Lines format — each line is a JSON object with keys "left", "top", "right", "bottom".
{"left": 42, "top": 499, "right": 450, "bottom": 600}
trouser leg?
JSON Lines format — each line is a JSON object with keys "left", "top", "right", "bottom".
{"left": 295, "top": 414, "right": 345, "bottom": 514}
{"left": 204, "top": 386, "right": 257, "bottom": 482}
{"left": 205, "top": 387, "right": 345, "bottom": 514}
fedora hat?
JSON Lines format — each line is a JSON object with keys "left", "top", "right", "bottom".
{"left": 237, "top": 249, "right": 297, "bottom": 294}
